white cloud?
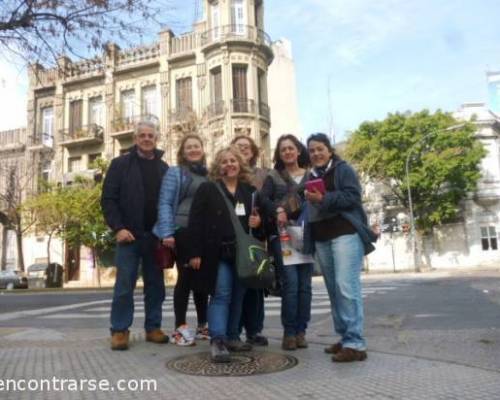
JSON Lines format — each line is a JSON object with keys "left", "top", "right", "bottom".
{"left": 0, "top": 61, "right": 28, "bottom": 131}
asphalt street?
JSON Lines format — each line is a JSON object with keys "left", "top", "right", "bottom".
{"left": 1, "top": 269, "right": 500, "bottom": 400}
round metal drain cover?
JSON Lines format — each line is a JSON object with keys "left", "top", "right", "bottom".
{"left": 166, "top": 351, "right": 298, "bottom": 377}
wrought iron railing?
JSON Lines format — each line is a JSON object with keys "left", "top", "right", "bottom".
{"left": 200, "top": 25, "right": 272, "bottom": 48}
{"left": 205, "top": 101, "right": 225, "bottom": 118}
{"left": 60, "top": 124, "right": 104, "bottom": 142}
{"left": 259, "top": 102, "right": 270, "bottom": 120}
{"left": 231, "top": 98, "right": 256, "bottom": 113}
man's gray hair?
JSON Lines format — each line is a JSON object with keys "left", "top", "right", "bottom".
{"left": 134, "top": 116, "right": 160, "bottom": 137}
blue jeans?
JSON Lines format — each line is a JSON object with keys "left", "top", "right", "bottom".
{"left": 271, "top": 236, "right": 313, "bottom": 336}
{"left": 315, "top": 233, "right": 366, "bottom": 351}
{"left": 208, "top": 260, "right": 247, "bottom": 341}
{"left": 110, "top": 233, "right": 165, "bottom": 332}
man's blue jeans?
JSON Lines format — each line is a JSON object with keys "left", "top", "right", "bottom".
{"left": 270, "top": 236, "right": 313, "bottom": 336}
{"left": 110, "top": 233, "right": 165, "bottom": 333}
{"left": 208, "top": 260, "right": 247, "bottom": 341}
{"left": 315, "top": 233, "right": 366, "bottom": 351}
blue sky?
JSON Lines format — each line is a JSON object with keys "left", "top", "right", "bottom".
{"left": 263, "top": 0, "right": 500, "bottom": 142}
{"left": 2, "top": 0, "right": 500, "bottom": 142}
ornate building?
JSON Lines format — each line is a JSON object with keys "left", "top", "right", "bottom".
{"left": 27, "top": 0, "right": 273, "bottom": 190}
{"left": 0, "top": 0, "right": 273, "bottom": 283}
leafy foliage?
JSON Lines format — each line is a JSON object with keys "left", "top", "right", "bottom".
{"left": 345, "top": 110, "right": 486, "bottom": 232}
{"left": 24, "top": 158, "right": 113, "bottom": 266}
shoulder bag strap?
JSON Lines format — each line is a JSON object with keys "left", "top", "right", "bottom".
{"left": 214, "top": 182, "right": 247, "bottom": 237}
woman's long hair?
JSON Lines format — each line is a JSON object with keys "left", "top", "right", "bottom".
{"left": 273, "top": 134, "right": 310, "bottom": 171}
{"left": 209, "top": 146, "right": 252, "bottom": 184}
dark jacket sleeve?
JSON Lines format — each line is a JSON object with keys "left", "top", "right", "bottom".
{"left": 101, "top": 158, "right": 125, "bottom": 232}
{"left": 320, "top": 163, "right": 362, "bottom": 214}
{"left": 259, "top": 175, "right": 279, "bottom": 217}
{"left": 187, "top": 181, "right": 210, "bottom": 259}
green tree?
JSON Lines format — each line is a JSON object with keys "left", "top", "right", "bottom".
{"left": 24, "top": 158, "right": 113, "bottom": 285}
{"left": 22, "top": 185, "right": 70, "bottom": 265}
{"left": 345, "top": 110, "right": 486, "bottom": 233}
{"left": 63, "top": 176, "right": 113, "bottom": 287}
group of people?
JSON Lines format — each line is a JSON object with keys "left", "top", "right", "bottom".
{"left": 100, "top": 118, "right": 377, "bottom": 364}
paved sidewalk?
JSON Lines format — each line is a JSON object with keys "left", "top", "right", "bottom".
{"left": 1, "top": 269, "right": 500, "bottom": 399}
{"left": 1, "top": 325, "right": 499, "bottom": 400}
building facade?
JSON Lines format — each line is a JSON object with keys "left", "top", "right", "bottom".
{"left": 267, "top": 38, "right": 302, "bottom": 156}
{"left": 27, "top": 0, "right": 273, "bottom": 192}
{"left": 1, "top": 0, "right": 274, "bottom": 283}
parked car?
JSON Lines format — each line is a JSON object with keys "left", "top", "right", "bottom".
{"left": 27, "top": 263, "right": 64, "bottom": 288}
{"left": 0, "top": 270, "right": 28, "bottom": 290}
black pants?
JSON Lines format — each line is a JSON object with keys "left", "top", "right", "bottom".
{"left": 174, "top": 228, "right": 208, "bottom": 328}
{"left": 239, "top": 288, "right": 265, "bottom": 337}
{"left": 174, "top": 264, "right": 208, "bottom": 327}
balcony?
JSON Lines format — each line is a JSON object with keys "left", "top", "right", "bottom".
{"left": 27, "top": 133, "right": 54, "bottom": 152}
{"left": 200, "top": 25, "right": 273, "bottom": 61}
{"left": 205, "top": 101, "right": 226, "bottom": 119}
{"left": 168, "top": 108, "right": 197, "bottom": 126}
{"left": 111, "top": 117, "right": 135, "bottom": 139}
{"left": 116, "top": 43, "right": 160, "bottom": 71}
{"left": 111, "top": 114, "right": 160, "bottom": 139}
{"left": 0, "top": 128, "right": 26, "bottom": 153}
{"left": 259, "top": 102, "right": 270, "bottom": 121}
{"left": 169, "top": 32, "right": 198, "bottom": 59}
{"left": 59, "top": 124, "right": 104, "bottom": 148}
{"left": 231, "top": 98, "right": 256, "bottom": 114}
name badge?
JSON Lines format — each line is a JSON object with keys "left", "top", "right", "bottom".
{"left": 235, "top": 202, "right": 246, "bottom": 216}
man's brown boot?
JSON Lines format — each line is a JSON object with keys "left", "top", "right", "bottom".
{"left": 146, "top": 329, "right": 169, "bottom": 344}
{"left": 111, "top": 331, "right": 129, "bottom": 351}
{"left": 331, "top": 347, "right": 367, "bottom": 362}
{"left": 282, "top": 335, "right": 297, "bottom": 351}
{"left": 296, "top": 332, "right": 308, "bottom": 349}
{"left": 324, "top": 342, "right": 342, "bottom": 354}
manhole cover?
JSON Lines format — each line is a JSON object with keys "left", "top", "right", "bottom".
{"left": 166, "top": 351, "right": 298, "bottom": 376}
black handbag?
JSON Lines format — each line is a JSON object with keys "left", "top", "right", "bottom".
{"left": 215, "top": 184, "right": 275, "bottom": 289}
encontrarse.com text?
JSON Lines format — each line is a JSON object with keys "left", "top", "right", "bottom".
{"left": 0, "top": 377, "right": 157, "bottom": 392}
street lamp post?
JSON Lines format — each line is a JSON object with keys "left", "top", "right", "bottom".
{"left": 405, "top": 148, "right": 419, "bottom": 272}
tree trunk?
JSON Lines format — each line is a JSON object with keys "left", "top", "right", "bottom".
{"left": 414, "top": 231, "right": 433, "bottom": 272}
{"left": 15, "top": 229, "right": 25, "bottom": 272}
{"left": 47, "top": 231, "right": 53, "bottom": 265}
{"left": 1, "top": 225, "right": 7, "bottom": 271}
{"left": 92, "top": 247, "right": 101, "bottom": 288}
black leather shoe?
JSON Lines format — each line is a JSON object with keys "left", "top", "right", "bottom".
{"left": 210, "top": 338, "right": 231, "bottom": 363}
{"left": 246, "top": 334, "right": 269, "bottom": 346}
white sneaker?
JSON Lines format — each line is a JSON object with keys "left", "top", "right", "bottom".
{"left": 172, "top": 324, "right": 195, "bottom": 346}
{"left": 195, "top": 324, "right": 210, "bottom": 340}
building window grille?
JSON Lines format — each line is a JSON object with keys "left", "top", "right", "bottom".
{"left": 69, "top": 100, "right": 83, "bottom": 136}
{"left": 481, "top": 226, "right": 498, "bottom": 251}
{"left": 175, "top": 78, "right": 193, "bottom": 112}
{"left": 89, "top": 97, "right": 104, "bottom": 127}
{"left": 141, "top": 85, "right": 157, "bottom": 117}
{"left": 41, "top": 107, "right": 54, "bottom": 146}
{"left": 231, "top": 0, "right": 246, "bottom": 34}
{"left": 68, "top": 156, "right": 82, "bottom": 173}
{"left": 121, "top": 90, "right": 135, "bottom": 122}
{"left": 232, "top": 65, "right": 248, "bottom": 112}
